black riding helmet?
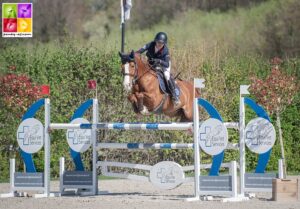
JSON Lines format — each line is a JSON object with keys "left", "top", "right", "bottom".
{"left": 154, "top": 32, "right": 168, "bottom": 44}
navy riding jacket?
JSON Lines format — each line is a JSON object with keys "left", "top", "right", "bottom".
{"left": 137, "top": 41, "right": 170, "bottom": 68}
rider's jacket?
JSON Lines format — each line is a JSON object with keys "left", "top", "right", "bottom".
{"left": 137, "top": 41, "right": 170, "bottom": 68}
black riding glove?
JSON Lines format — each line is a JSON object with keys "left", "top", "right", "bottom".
{"left": 152, "top": 58, "right": 161, "bottom": 65}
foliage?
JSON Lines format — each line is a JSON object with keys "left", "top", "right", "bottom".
{"left": 250, "top": 58, "right": 299, "bottom": 115}
{"left": 0, "top": 74, "right": 43, "bottom": 115}
{"left": 249, "top": 58, "right": 299, "bottom": 177}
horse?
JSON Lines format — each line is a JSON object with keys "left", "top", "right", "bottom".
{"left": 119, "top": 51, "right": 199, "bottom": 122}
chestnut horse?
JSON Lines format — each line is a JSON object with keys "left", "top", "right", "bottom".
{"left": 119, "top": 51, "right": 198, "bottom": 122}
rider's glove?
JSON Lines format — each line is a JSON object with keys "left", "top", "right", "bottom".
{"left": 152, "top": 58, "right": 161, "bottom": 65}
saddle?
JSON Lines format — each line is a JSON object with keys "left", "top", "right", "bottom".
{"left": 155, "top": 69, "right": 180, "bottom": 98}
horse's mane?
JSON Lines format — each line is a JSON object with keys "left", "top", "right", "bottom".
{"left": 134, "top": 53, "right": 147, "bottom": 67}
{"left": 134, "top": 53, "right": 154, "bottom": 74}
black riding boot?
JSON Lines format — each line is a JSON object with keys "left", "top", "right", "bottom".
{"left": 167, "top": 79, "right": 180, "bottom": 107}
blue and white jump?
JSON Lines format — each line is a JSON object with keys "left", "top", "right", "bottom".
{"left": 97, "top": 142, "right": 194, "bottom": 149}
{"left": 1, "top": 78, "right": 283, "bottom": 202}
{"left": 51, "top": 122, "right": 193, "bottom": 130}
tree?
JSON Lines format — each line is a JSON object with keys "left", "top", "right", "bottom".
{"left": 250, "top": 57, "right": 299, "bottom": 178}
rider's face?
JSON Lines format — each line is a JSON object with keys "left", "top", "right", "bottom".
{"left": 155, "top": 41, "right": 164, "bottom": 50}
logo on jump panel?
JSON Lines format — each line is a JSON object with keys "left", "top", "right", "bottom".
{"left": 67, "top": 118, "right": 92, "bottom": 153}
{"left": 199, "top": 118, "right": 228, "bottom": 156}
{"left": 17, "top": 118, "right": 44, "bottom": 154}
{"left": 245, "top": 117, "right": 276, "bottom": 154}
{"left": 150, "top": 161, "right": 184, "bottom": 190}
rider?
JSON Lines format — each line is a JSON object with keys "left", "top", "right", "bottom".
{"left": 136, "top": 32, "right": 180, "bottom": 107}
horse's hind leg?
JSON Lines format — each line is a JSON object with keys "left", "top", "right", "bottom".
{"left": 180, "top": 114, "right": 189, "bottom": 122}
{"left": 179, "top": 108, "right": 192, "bottom": 122}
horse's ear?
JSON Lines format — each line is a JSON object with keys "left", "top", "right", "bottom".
{"left": 130, "top": 50, "right": 135, "bottom": 58}
{"left": 119, "top": 51, "right": 126, "bottom": 64}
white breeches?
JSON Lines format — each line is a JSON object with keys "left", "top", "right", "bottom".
{"left": 164, "top": 62, "right": 171, "bottom": 81}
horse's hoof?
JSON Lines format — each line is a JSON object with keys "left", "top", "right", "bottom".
{"left": 132, "top": 104, "right": 139, "bottom": 113}
{"left": 140, "top": 106, "right": 150, "bottom": 115}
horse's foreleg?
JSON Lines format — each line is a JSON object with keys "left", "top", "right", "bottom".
{"left": 136, "top": 93, "right": 150, "bottom": 115}
{"left": 128, "top": 94, "right": 139, "bottom": 113}
{"left": 135, "top": 93, "right": 144, "bottom": 112}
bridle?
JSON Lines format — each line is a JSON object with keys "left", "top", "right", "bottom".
{"left": 121, "top": 55, "right": 156, "bottom": 86}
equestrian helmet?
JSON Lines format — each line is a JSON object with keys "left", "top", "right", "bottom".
{"left": 154, "top": 32, "right": 168, "bottom": 44}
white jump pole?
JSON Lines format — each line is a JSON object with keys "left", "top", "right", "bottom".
{"left": 45, "top": 98, "right": 50, "bottom": 197}
{"left": 34, "top": 98, "right": 51, "bottom": 198}
{"left": 50, "top": 123, "right": 193, "bottom": 130}
{"left": 59, "top": 157, "right": 65, "bottom": 194}
{"left": 186, "top": 78, "right": 204, "bottom": 201}
{"left": 232, "top": 161, "right": 238, "bottom": 198}
{"left": 193, "top": 97, "right": 200, "bottom": 200}
{"left": 278, "top": 159, "right": 284, "bottom": 179}
{"left": 92, "top": 99, "right": 98, "bottom": 195}
{"left": 239, "top": 85, "right": 250, "bottom": 197}
{"left": 10, "top": 159, "right": 15, "bottom": 195}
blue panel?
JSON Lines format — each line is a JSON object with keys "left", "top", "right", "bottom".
{"left": 255, "top": 149, "right": 272, "bottom": 173}
{"left": 69, "top": 99, "right": 93, "bottom": 171}
{"left": 21, "top": 99, "right": 45, "bottom": 173}
{"left": 244, "top": 98, "right": 270, "bottom": 121}
{"left": 197, "top": 98, "right": 224, "bottom": 176}
{"left": 80, "top": 124, "right": 92, "bottom": 129}
{"left": 127, "top": 143, "right": 139, "bottom": 149}
{"left": 72, "top": 100, "right": 93, "bottom": 120}
{"left": 146, "top": 124, "right": 159, "bottom": 129}
{"left": 210, "top": 152, "right": 225, "bottom": 176}
{"left": 244, "top": 97, "right": 271, "bottom": 173}
{"left": 20, "top": 151, "right": 36, "bottom": 173}
{"left": 70, "top": 149, "right": 84, "bottom": 171}
{"left": 113, "top": 123, "right": 125, "bottom": 129}
{"left": 160, "top": 143, "right": 172, "bottom": 149}
{"left": 22, "top": 99, "right": 45, "bottom": 120}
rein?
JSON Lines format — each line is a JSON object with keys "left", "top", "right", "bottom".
{"left": 131, "top": 56, "right": 157, "bottom": 85}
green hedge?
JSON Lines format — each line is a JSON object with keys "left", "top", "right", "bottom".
{"left": 0, "top": 40, "right": 299, "bottom": 181}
